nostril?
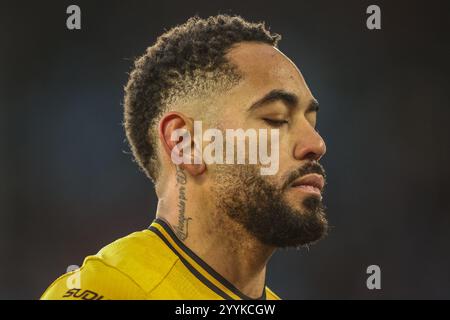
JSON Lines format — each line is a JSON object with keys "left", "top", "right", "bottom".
{"left": 304, "top": 151, "right": 320, "bottom": 161}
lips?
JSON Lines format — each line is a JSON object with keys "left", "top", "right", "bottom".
{"left": 290, "top": 174, "right": 325, "bottom": 194}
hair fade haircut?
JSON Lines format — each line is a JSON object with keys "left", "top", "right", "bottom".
{"left": 123, "top": 14, "right": 281, "bottom": 182}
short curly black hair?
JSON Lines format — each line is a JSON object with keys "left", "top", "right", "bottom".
{"left": 124, "top": 15, "right": 281, "bottom": 182}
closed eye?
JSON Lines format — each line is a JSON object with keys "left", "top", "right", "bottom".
{"left": 262, "top": 118, "right": 289, "bottom": 127}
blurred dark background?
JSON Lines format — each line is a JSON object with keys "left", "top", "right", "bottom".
{"left": 1, "top": 0, "right": 449, "bottom": 299}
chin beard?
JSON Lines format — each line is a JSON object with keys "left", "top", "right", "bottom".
{"left": 212, "top": 164, "right": 328, "bottom": 248}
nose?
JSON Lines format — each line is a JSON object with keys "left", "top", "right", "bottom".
{"left": 292, "top": 122, "right": 326, "bottom": 161}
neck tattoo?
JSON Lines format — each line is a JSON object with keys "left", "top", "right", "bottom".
{"left": 175, "top": 166, "right": 191, "bottom": 240}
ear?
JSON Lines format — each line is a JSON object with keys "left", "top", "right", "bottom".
{"left": 158, "top": 111, "right": 206, "bottom": 177}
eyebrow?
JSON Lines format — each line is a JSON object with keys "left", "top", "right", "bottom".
{"left": 246, "top": 89, "right": 319, "bottom": 113}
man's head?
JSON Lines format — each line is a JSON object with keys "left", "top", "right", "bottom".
{"left": 124, "top": 15, "right": 328, "bottom": 248}
{"left": 124, "top": 15, "right": 280, "bottom": 182}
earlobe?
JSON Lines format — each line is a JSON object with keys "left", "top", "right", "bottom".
{"left": 183, "top": 162, "right": 207, "bottom": 176}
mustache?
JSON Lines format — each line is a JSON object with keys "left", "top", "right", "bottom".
{"left": 281, "top": 161, "right": 326, "bottom": 191}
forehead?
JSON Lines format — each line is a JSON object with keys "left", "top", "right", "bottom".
{"left": 225, "top": 42, "right": 314, "bottom": 104}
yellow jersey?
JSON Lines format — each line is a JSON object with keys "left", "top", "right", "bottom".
{"left": 41, "top": 218, "right": 281, "bottom": 300}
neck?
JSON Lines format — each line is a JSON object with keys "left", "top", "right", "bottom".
{"left": 156, "top": 187, "right": 275, "bottom": 299}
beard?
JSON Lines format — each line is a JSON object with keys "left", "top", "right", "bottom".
{"left": 212, "top": 161, "right": 328, "bottom": 248}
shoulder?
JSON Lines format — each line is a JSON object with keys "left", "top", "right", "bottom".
{"left": 96, "top": 229, "right": 179, "bottom": 291}
{"left": 40, "top": 256, "right": 145, "bottom": 300}
{"left": 41, "top": 229, "right": 180, "bottom": 300}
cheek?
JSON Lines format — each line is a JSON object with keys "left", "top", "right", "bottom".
{"left": 275, "top": 146, "right": 294, "bottom": 178}
{"left": 277, "top": 135, "right": 292, "bottom": 159}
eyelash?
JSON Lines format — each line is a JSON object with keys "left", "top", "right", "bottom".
{"left": 262, "top": 118, "right": 289, "bottom": 127}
